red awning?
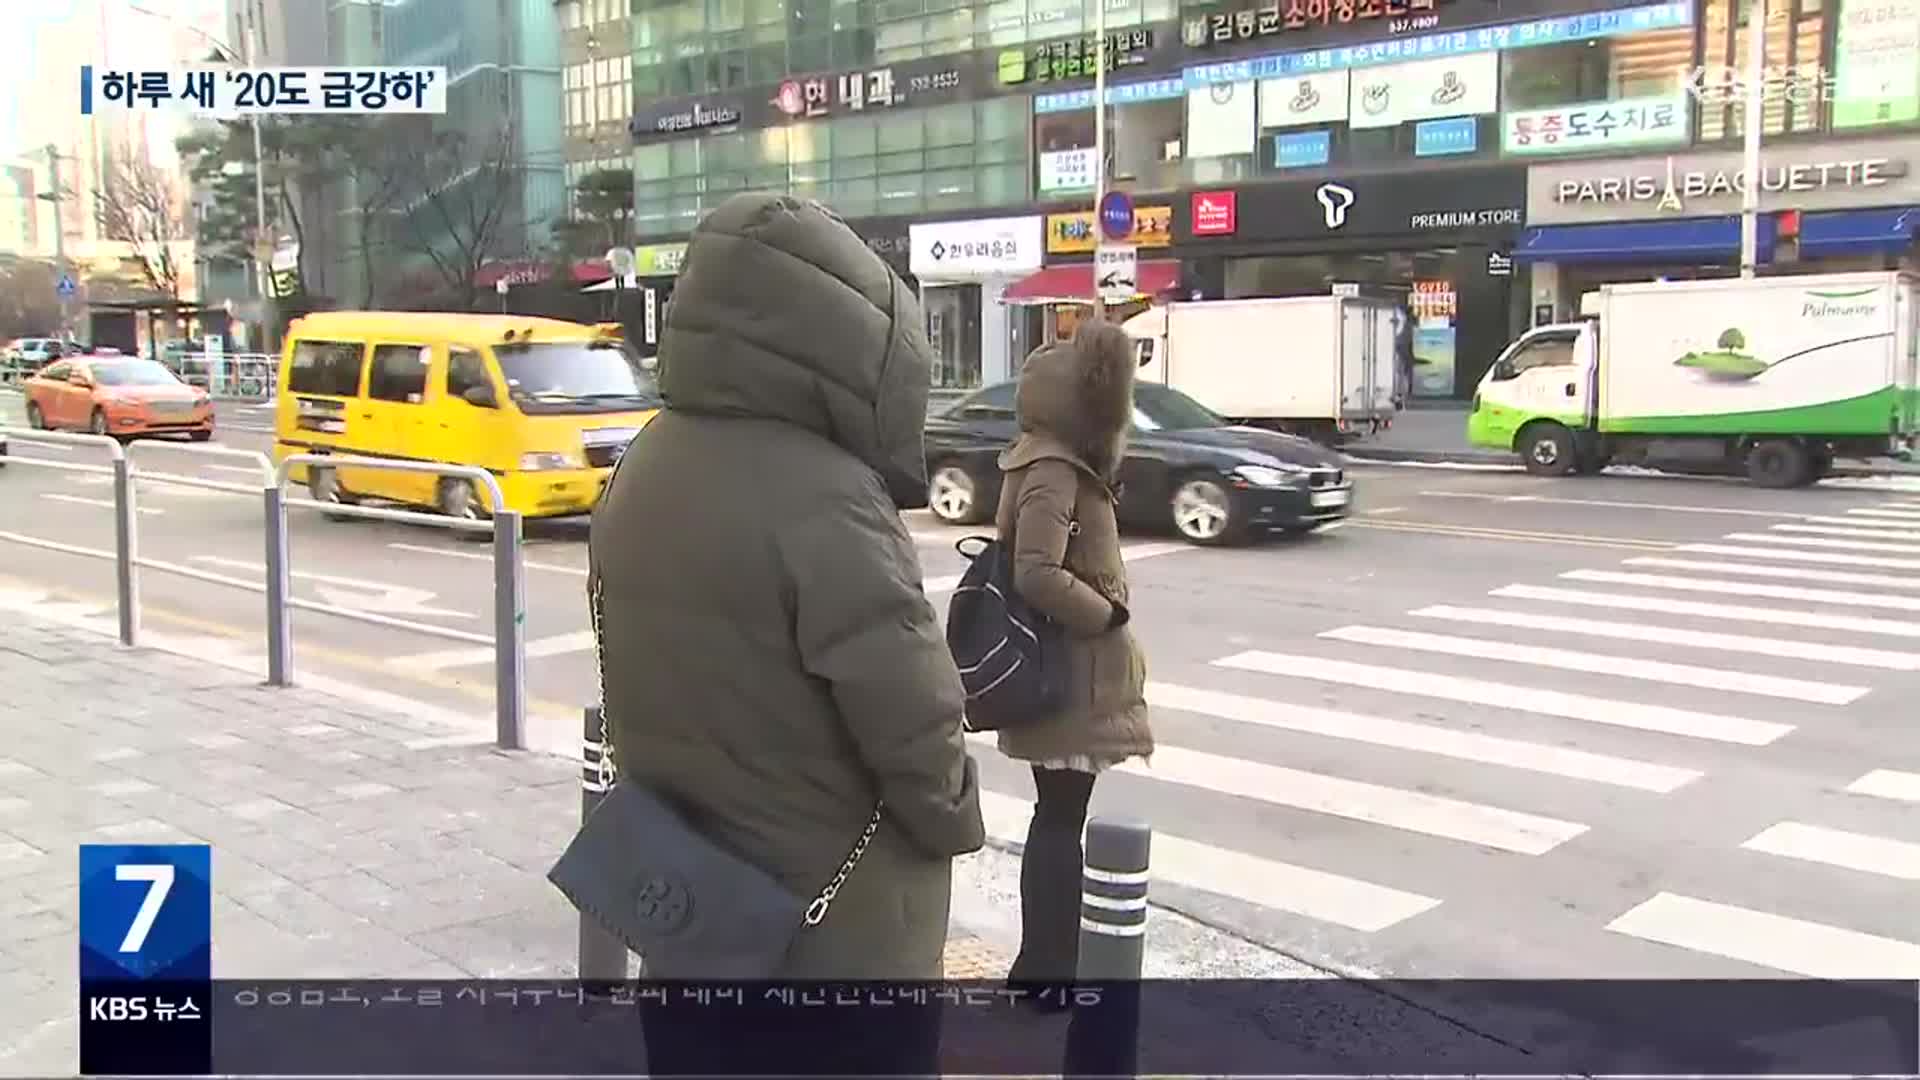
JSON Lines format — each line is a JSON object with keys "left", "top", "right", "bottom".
{"left": 1001, "top": 260, "right": 1182, "bottom": 305}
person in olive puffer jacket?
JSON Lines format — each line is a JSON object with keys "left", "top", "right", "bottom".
{"left": 992, "top": 320, "right": 1155, "bottom": 999}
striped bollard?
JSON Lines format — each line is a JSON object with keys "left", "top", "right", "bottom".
{"left": 578, "top": 707, "right": 629, "bottom": 983}
{"left": 1064, "top": 817, "right": 1150, "bottom": 1078}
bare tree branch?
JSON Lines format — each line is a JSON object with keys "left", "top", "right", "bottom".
{"left": 93, "top": 148, "right": 189, "bottom": 300}
{"left": 385, "top": 115, "right": 526, "bottom": 309}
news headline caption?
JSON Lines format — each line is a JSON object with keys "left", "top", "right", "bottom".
{"left": 79, "top": 66, "right": 447, "bottom": 115}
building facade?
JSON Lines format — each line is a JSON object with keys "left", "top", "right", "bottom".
{"left": 608, "top": 0, "right": 1917, "bottom": 395}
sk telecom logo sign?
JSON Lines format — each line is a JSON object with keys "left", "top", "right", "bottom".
{"left": 1316, "top": 182, "right": 1356, "bottom": 228}
{"left": 1191, "top": 191, "right": 1237, "bottom": 235}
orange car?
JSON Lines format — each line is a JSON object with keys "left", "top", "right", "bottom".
{"left": 23, "top": 355, "right": 215, "bottom": 440}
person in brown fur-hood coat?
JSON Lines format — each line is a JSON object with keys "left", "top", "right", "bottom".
{"left": 992, "top": 319, "right": 1154, "bottom": 1000}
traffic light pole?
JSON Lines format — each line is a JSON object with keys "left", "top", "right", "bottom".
{"left": 1091, "top": 0, "right": 1108, "bottom": 320}
{"left": 46, "top": 143, "right": 71, "bottom": 338}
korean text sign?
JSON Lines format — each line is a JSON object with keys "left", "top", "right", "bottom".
{"left": 1501, "top": 93, "right": 1688, "bottom": 154}
{"left": 79, "top": 66, "right": 447, "bottom": 114}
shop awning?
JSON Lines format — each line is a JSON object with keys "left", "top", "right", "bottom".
{"left": 1797, "top": 207, "right": 1920, "bottom": 257}
{"left": 1511, "top": 216, "right": 1775, "bottom": 264}
{"left": 1001, "top": 260, "right": 1182, "bottom": 304}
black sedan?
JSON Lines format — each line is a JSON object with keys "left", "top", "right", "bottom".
{"left": 923, "top": 380, "right": 1354, "bottom": 546}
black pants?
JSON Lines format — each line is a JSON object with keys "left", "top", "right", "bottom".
{"left": 1009, "top": 766, "right": 1096, "bottom": 985}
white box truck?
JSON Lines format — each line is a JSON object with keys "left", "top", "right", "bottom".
{"left": 1467, "top": 272, "right": 1920, "bottom": 486}
{"left": 1121, "top": 296, "right": 1400, "bottom": 443}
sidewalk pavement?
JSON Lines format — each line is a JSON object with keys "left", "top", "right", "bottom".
{"left": 1346, "top": 403, "right": 1920, "bottom": 476}
{"left": 0, "top": 607, "right": 1324, "bottom": 1076}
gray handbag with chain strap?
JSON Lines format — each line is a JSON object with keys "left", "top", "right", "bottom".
{"left": 547, "top": 574, "right": 882, "bottom": 980}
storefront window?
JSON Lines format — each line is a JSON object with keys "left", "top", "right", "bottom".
{"left": 1698, "top": 0, "right": 1827, "bottom": 139}
{"left": 1830, "top": 0, "right": 1919, "bottom": 129}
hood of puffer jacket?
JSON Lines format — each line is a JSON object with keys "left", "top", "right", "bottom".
{"left": 655, "top": 192, "right": 934, "bottom": 507}
{"left": 1006, "top": 320, "right": 1136, "bottom": 482}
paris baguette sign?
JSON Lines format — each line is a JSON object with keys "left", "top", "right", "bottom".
{"left": 1528, "top": 139, "right": 1918, "bottom": 224}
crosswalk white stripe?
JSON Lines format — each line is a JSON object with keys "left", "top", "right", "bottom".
{"left": 1847, "top": 769, "right": 1920, "bottom": 803}
{"left": 1606, "top": 892, "right": 1920, "bottom": 978}
{"left": 1623, "top": 556, "right": 1920, "bottom": 592}
{"left": 1561, "top": 568, "right": 1920, "bottom": 613}
{"left": 1146, "top": 681, "right": 1699, "bottom": 792}
{"left": 974, "top": 790, "right": 1440, "bottom": 933}
{"left": 968, "top": 732, "right": 1584, "bottom": 854}
{"left": 1213, "top": 650, "right": 1792, "bottom": 745}
{"left": 1677, "top": 542, "right": 1920, "bottom": 571}
{"left": 1492, "top": 584, "right": 1920, "bottom": 641}
{"left": 1768, "top": 522, "right": 1920, "bottom": 543}
{"left": 1723, "top": 531, "right": 1920, "bottom": 555}
{"left": 1799, "top": 514, "right": 1920, "bottom": 532}
{"left": 1843, "top": 507, "right": 1920, "bottom": 520}
{"left": 1412, "top": 604, "right": 1920, "bottom": 671}
{"left": 1741, "top": 822, "right": 1920, "bottom": 881}
{"left": 1320, "top": 624, "right": 1865, "bottom": 705}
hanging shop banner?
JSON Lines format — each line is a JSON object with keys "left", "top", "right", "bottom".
{"left": 996, "top": 26, "right": 1168, "bottom": 87}
{"left": 1039, "top": 147, "right": 1100, "bottom": 192}
{"left": 1831, "top": 0, "right": 1920, "bottom": 129}
{"left": 1185, "top": 1, "right": 1690, "bottom": 86}
{"left": 1047, "top": 207, "right": 1174, "bottom": 253}
{"left": 1346, "top": 50, "right": 1497, "bottom": 128}
{"left": 1501, "top": 93, "right": 1688, "bottom": 155}
{"left": 1181, "top": 0, "right": 1668, "bottom": 53}
{"left": 629, "top": 96, "right": 746, "bottom": 141}
{"left": 910, "top": 215, "right": 1045, "bottom": 278}
{"left": 1034, "top": 75, "right": 1188, "bottom": 113}
{"left": 1258, "top": 69, "right": 1351, "bottom": 127}
{"left": 1187, "top": 81, "right": 1259, "bottom": 158}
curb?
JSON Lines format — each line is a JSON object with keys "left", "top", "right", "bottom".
{"left": 1346, "top": 446, "right": 1920, "bottom": 477}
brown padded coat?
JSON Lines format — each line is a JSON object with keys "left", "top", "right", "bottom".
{"left": 588, "top": 193, "right": 984, "bottom": 980}
{"left": 991, "top": 322, "right": 1154, "bottom": 766}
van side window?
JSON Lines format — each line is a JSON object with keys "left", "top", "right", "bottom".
{"left": 368, "top": 344, "right": 431, "bottom": 403}
{"left": 1509, "top": 336, "right": 1576, "bottom": 375}
{"left": 446, "top": 348, "right": 491, "bottom": 399}
{"left": 288, "top": 340, "right": 366, "bottom": 397}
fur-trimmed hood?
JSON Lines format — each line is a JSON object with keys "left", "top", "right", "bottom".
{"left": 999, "top": 321, "right": 1135, "bottom": 483}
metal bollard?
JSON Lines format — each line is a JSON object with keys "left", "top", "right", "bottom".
{"left": 111, "top": 457, "right": 140, "bottom": 647}
{"left": 1064, "top": 816, "right": 1151, "bottom": 1079}
{"left": 578, "top": 706, "right": 629, "bottom": 982}
{"left": 262, "top": 485, "right": 293, "bottom": 687}
{"left": 492, "top": 508, "right": 527, "bottom": 750}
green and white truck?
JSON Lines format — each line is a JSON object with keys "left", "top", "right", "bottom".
{"left": 1467, "top": 272, "right": 1920, "bottom": 487}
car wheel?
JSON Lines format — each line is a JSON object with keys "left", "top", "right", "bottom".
{"left": 189, "top": 429, "right": 213, "bottom": 443}
{"left": 1170, "top": 475, "right": 1242, "bottom": 546}
{"left": 927, "top": 462, "right": 989, "bottom": 526}
{"left": 1747, "top": 439, "right": 1811, "bottom": 489}
{"left": 1517, "top": 422, "right": 1575, "bottom": 477}
{"left": 437, "top": 477, "right": 491, "bottom": 522}
{"left": 308, "top": 466, "right": 359, "bottom": 522}
{"left": 25, "top": 401, "right": 45, "bottom": 429}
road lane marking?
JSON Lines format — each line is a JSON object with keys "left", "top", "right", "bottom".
{"left": 1147, "top": 681, "right": 1699, "bottom": 792}
{"left": 1415, "top": 490, "right": 1804, "bottom": 518}
{"left": 1562, "top": 568, "right": 1920, "bottom": 613}
{"left": 1722, "top": 532, "right": 1920, "bottom": 555}
{"left": 1493, "top": 583, "right": 1920, "bottom": 640}
{"left": 202, "top": 463, "right": 267, "bottom": 476}
{"left": 1214, "top": 649, "right": 1791, "bottom": 745}
{"left": 1346, "top": 519, "right": 1673, "bottom": 552}
{"left": 1363, "top": 506, "right": 1406, "bottom": 515}
{"left": 1741, "top": 822, "right": 1920, "bottom": 881}
{"left": 924, "top": 542, "right": 1188, "bottom": 595}
{"left": 1411, "top": 604, "right": 1920, "bottom": 671}
{"left": 42, "top": 493, "right": 162, "bottom": 515}
{"left": 1676, "top": 542, "right": 1920, "bottom": 571}
{"left": 1768, "top": 522, "right": 1920, "bottom": 544}
{"left": 1320, "top": 624, "right": 1865, "bottom": 705}
{"left": 1623, "top": 556, "right": 1920, "bottom": 592}
{"left": 193, "top": 555, "right": 477, "bottom": 620}
{"left": 393, "top": 631, "right": 596, "bottom": 672}
{"left": 975, "top": 790, "right": 1438, "bottom": 933}
{"left": 1797, "top": 514, "right": 1920, "bottom": 532}
{"left": 1851, "top": 506, "right": 1920, "bottom": 518}
{"left": 7, "top": 438, "right": 74, "bottom": 453}
{"left": 1606, "top": 893, "right": 1920, "bottom": 979}
{"left": 1847, "top": 770, "right": 1920, "bottom": 802}
{"left": 387, "top": 541, "right": 588, "bottom": 577}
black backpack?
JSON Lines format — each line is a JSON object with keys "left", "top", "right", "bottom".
{"left": 946, "top": 533, "right": 1069, "bottom": 732}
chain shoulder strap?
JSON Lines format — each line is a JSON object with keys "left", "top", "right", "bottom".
{"left": 587, "top": 570, "right": 882, "bottom": 927}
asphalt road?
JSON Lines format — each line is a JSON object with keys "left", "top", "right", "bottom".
{"left": 6, "top": 394, "right": 1920, "bottom": 981}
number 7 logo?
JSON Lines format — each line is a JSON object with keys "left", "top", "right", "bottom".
{"left": 116, "top": 864, "right": 175, "bottom": 953}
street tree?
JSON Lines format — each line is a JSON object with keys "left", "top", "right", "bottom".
{"left": 385, "top": 116, "right": 527, "bottom": 310}
{"left": 0, "top": 256, "right": 61, "bottom": 341}
{"left": 92, "top": 148, "right": 189, "bottom": 300}
{"left": 556, "top": 167, "right": 634, "bottom": 255}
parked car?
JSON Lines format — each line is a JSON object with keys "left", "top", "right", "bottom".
{"left": 923, "top": 380, "right": 1355, "bottom": 546}
{"left": 23, "top": 356, "right": 215, "bottom": 441}
{"left": 3, "top": 337, "right": 74, "bottom": 383}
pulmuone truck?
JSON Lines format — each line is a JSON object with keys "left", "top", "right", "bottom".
{"left": 1467, "top": 272, "right": 1920, "bottom": 487}
{"left": 1122, "top": 296, "right": 1400, "bottom": 444}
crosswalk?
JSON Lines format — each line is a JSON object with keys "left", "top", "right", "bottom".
{"left": 967, "top": 494, "right": 1920, "bottom": 978}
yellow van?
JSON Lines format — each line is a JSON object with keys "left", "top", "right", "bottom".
{"left": 273, "top": 312, "right": 660, "bottom": 519}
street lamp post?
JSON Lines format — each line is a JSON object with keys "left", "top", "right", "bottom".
{"left": 1738, "top": 0, "right": 1765, "bottom": 279}
{"left": 1091, "top": 0, "right": 1109, "bottom": 319}
{"left": 40, "top": 144, "right": 72, "bottom": 338}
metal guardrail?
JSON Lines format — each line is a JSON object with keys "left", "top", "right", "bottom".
{"left": 0, "top": 429, "right": 528, "bottom": 749}
{"left": 174, "top": 353, "right": 277, "bottom": 401}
